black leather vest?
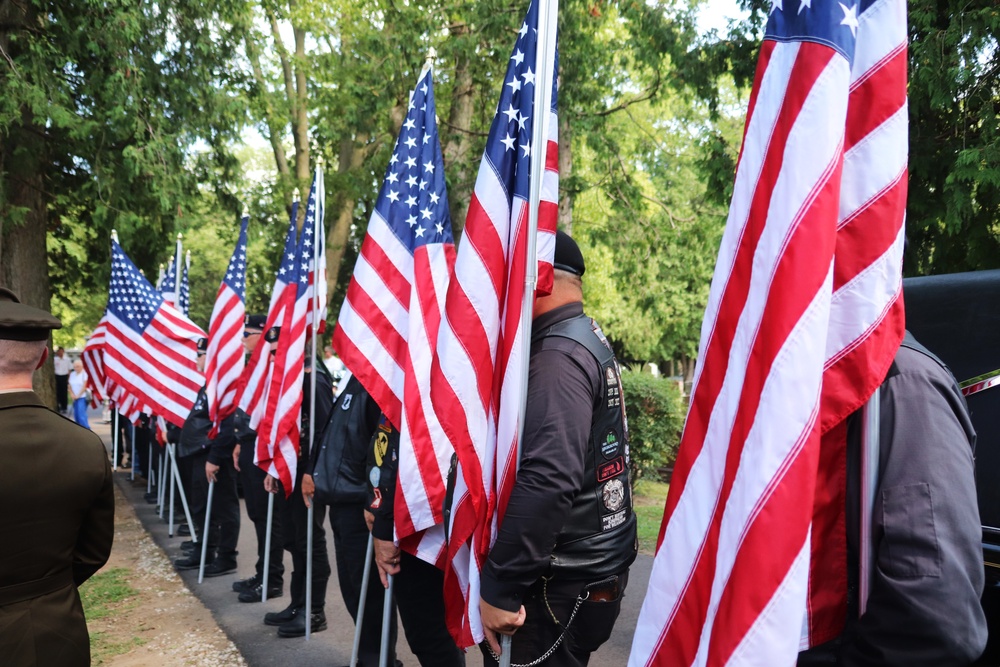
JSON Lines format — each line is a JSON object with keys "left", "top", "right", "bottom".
{"left": 533, "top": 313, "right": 638, "bottom": 577}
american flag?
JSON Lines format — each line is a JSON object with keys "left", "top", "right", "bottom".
{"left": 82, "top": 316, "right": 108, "bottom": 407}
{"left": 237, "top": 201, "right": 299, "bottom": 430}
{"left": 254, "top": 203, "right": 310, "bottom": 494}
{"left": 628, "top": 0, "right": 907, "bottom": 664}
{"left": 331, "top": 66, "right": 456, "bottom": 565}
{"left": 103, "top": 240, "right": 207, "bottom": 428}
{"left": 304, "top": 167, "right": 328, "bottom": 336}
{"left": 160, "top": 236, "right": 185, "bottom": 312}
{"left": 206, "top": 214, "right": 250, "bottom": 438}
{"left": 428, "top": 0, "right": 559, "bottom": 647}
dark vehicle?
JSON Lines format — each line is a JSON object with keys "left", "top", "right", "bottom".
{"left": 904, "top": 270, "right": 1000, "bottom": 664}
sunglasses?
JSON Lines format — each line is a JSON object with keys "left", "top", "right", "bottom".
{"left": 243, "top": 330, "right": 262, "bottom": 338}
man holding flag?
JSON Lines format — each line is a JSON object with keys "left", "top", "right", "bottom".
{"left": 628, "top": 0, "right": 986, "bottom": 665}
{"left": 478, "top": 233, "right": 637, "bottom": 666}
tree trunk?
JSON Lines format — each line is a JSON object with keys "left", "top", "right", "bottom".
{"left": 325, "top": 134, "right": 373, "bottom": 298}
{"left": 558, "top": 109, "right": 573, "bottom": 234}
{"left": 442, "top": 21, "right": 475, "bottom": 238}
{"left": 1, "top": 119, "right": 56, "bottom": 407}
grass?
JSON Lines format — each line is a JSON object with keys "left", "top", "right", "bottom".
{"left": 79, "top": 567, "right": 146, "bottom": 664}
{"left": 634, "top": 479, "right": 670, "bottom": 555}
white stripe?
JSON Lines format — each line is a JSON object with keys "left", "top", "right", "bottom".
{"left": 838, "top": 103, "right": 907, "bottom": 224}
{"left": 338, "top": 298, "right": 406, "bottom": 401}
{"left": 851, "top": 0, "right": 906, "bottom": 85}
{"left": 824, "top": 227, "right": 904, "bottom": 364}
{"left": 368, "top": 212, "right": 416, "bottom": 277}
{"left": 351, "top": 252, "right": 410, "bottom": 339}
{"left": 472, "top": 161, "right": 514, "bottom": 247}
{"left": 726, "top": 535, "right": 811, "bottom": 666}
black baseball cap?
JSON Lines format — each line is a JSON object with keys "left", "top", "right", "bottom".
{"left": 553, "top": 230, "right": 585, "bottom": 277}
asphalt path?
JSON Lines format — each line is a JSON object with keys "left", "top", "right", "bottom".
{"left": 102, "top": 424, "right": 653, "bottom": 667}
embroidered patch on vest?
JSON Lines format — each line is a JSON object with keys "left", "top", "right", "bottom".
{"left": 602, "top": 478, "right": 625, "bottom": 512}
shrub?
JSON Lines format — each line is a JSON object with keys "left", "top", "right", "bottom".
{"left": 620, "top": 367, "right": 685, "bottom": 483}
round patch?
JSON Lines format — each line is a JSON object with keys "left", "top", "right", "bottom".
{"left": 601, "top": 430, "right": 620, "bottom": 459}
{"left": 369, "top": 466, "right": 381, "bottom": 489}
{"left": 602, "top": 478, "right": 625, "bottom": 512}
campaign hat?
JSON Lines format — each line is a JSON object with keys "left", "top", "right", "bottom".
{"left": 0, "top": 287, "right": 62, "bottom": 341}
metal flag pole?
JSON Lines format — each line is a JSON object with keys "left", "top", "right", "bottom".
{"left": 379, "top": 574, "right": 395, "bottom": 667}
{"left": 198, "top": 480, "right": 216, "bottom": 583}
{"left": 112, "top": 408, "right": 119, "bottom": 471}
{"left": 167, "top": 442, "right": 198, "bottom": 540}
{"left": 306, "top": 157, "right": 324, "bottom": 641}
{"left": 858, "top": 387, "right": 880, "bottom": 615}
{"left": 262, "top": 492, "right": 275, "bottom": 602}
{"left": 168, "top": 442, "right": 176, "bottom": 533}
{"left": 147, "top": 438, "right": 154, "bottom": 495}
{"left": 500, "top": 635, "right": 513, "bottom": 667}
{"left": 158, "top": 447, "right": 167, "bottom": 515}
{"left": 350, "top": 533, "right": 375, "bottom": 667}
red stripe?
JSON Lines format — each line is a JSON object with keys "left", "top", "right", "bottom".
{"left": 359, "top": 233, "right": 412, "bottom": 310}
{"left": 463, "top": 196, "right": 506, "bottom": 309}
{"left": 544, "top": 137, "right": 559, "bottom": 173}
{"left": 844, "top": 46, "right": 906, "bottom": 152}
{"left": 440, "top": 281, "right": 496, "bottom": 426}
{"left": 343, "top": 280, "right": 408, "bottom": 373}
{"left": 333, "top": 327, "right": 401, "bottom": 428}
{"left": 832, "top": 173, "right": 906, "bottom": 290}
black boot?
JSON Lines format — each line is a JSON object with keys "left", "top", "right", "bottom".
{"left": 277, "top": 609, "right": 327, "bottom": 638}
{"left": 264, "top": 603, "right": 300, "bottom": 626}
{"left": 239, "top": 581, "right": 283, "bottom": 603}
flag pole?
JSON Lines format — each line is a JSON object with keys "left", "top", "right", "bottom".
{"left": 858, "top": 388, "right": 880, "bottom": 615}
{"left": 514, "top": 0, "right": 558, "bottom": 461}
{"left": 198, "top": 480, "right": 216, "bottom": 583}
{"left": 112, "top": 407, "right": 120, "bottom": 471}
{"left": 262, "top": 491, "right": 275, "bottom": 602}
{"left": 379, "top": 574, "right": 395, "bottom": 667}
{"left": 350, "top": 533, "right": 375, "bottom": 667}
{"left": 306, "top": 158, "right": 323, "bottom": 641}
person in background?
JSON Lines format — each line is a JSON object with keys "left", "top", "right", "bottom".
{"left": 68, "top": 358, "right": 90, "bottom": 429}
{"left": 0, "top": 287, "right": 114, "bottom": 667}
{"left": 53, "top": 346, "right": 71, "bottom": 414}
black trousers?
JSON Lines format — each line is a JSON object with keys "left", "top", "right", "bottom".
{"left": 238, "top": 442, "right": 285, "bottom": 586}
{"left": 189, "top": 450, "right": 241, "bottom": 562}
{"left": 55, "top": 374, "right": 68, "bottom": 413}
{"left": 280, "top": 465, "right": 330, "bottom": 611}
{"left": 479, "top": 570, "right": 629, "bottom": 667}
{"left": 329, "top": 503, "right": 398, "bottom": 666}
{"left": 397, "top": 551, "right": 465, "bottom": 667}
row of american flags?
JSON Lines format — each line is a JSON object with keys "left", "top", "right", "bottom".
{"left": 79, "top": 0, "right": 908, "bottom": 662}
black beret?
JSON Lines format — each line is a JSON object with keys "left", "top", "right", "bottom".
{"left": 0, "top": 287, "right": 62, "bottom": 341}
{"left": 553, "top": 230, "right": 585, "bottom": 277}
{"left": 244, "top": 314, "right": 268, "bottom": 330}
{"left": 196, "top": 337, "right": 208, "bottom": 353}
{"left": 264, "top": 326, "right": 280, "bottom": 343}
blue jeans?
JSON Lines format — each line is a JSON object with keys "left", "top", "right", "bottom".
{"left": 73, "top": 397, "right": 90, "bottom": 429}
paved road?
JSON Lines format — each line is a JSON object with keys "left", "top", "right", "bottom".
{"left": 105, "top": 427, "right": 652, "bottom": 667}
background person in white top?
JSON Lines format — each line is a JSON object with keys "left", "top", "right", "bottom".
{"left": 68, "top": 358, "right": 89, "bottom": 428}
{"left": 53, "top": 346, "right": 72, "bottom": 413}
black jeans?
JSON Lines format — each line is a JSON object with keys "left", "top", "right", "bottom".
{"left": 280, "top": 465, "right": 331, "bottom": 610}
{"left": 329, "top": 503, "right": 397, "bottom": 666}
{"left": 397, "top": 551, "right": 465, "bottom": 667}
{"left": 479, "top": 570, "right": 629, "bottom": 667}
{"left": 238, "top": 442, "right": 285, "bottom": 586}
{"left": 189, "top": 450, "right": 241, "bottom": 562}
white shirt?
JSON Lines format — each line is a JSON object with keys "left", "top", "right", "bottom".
{"left": 69, "top": 370, "right": 87, "bottom": 397}
{"left": 54, "top": 355, "right": 72, "bottom": 376}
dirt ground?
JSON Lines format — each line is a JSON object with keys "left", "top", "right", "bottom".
{"left": 85, "top": 480, "right": 246, "bottom": 667}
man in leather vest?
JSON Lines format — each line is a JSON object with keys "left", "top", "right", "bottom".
{"left": 479, "top": 232, "right": 638, "bottom": 666}
{"left": 0, "top": 287, "right": 114, "bottom": 667}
